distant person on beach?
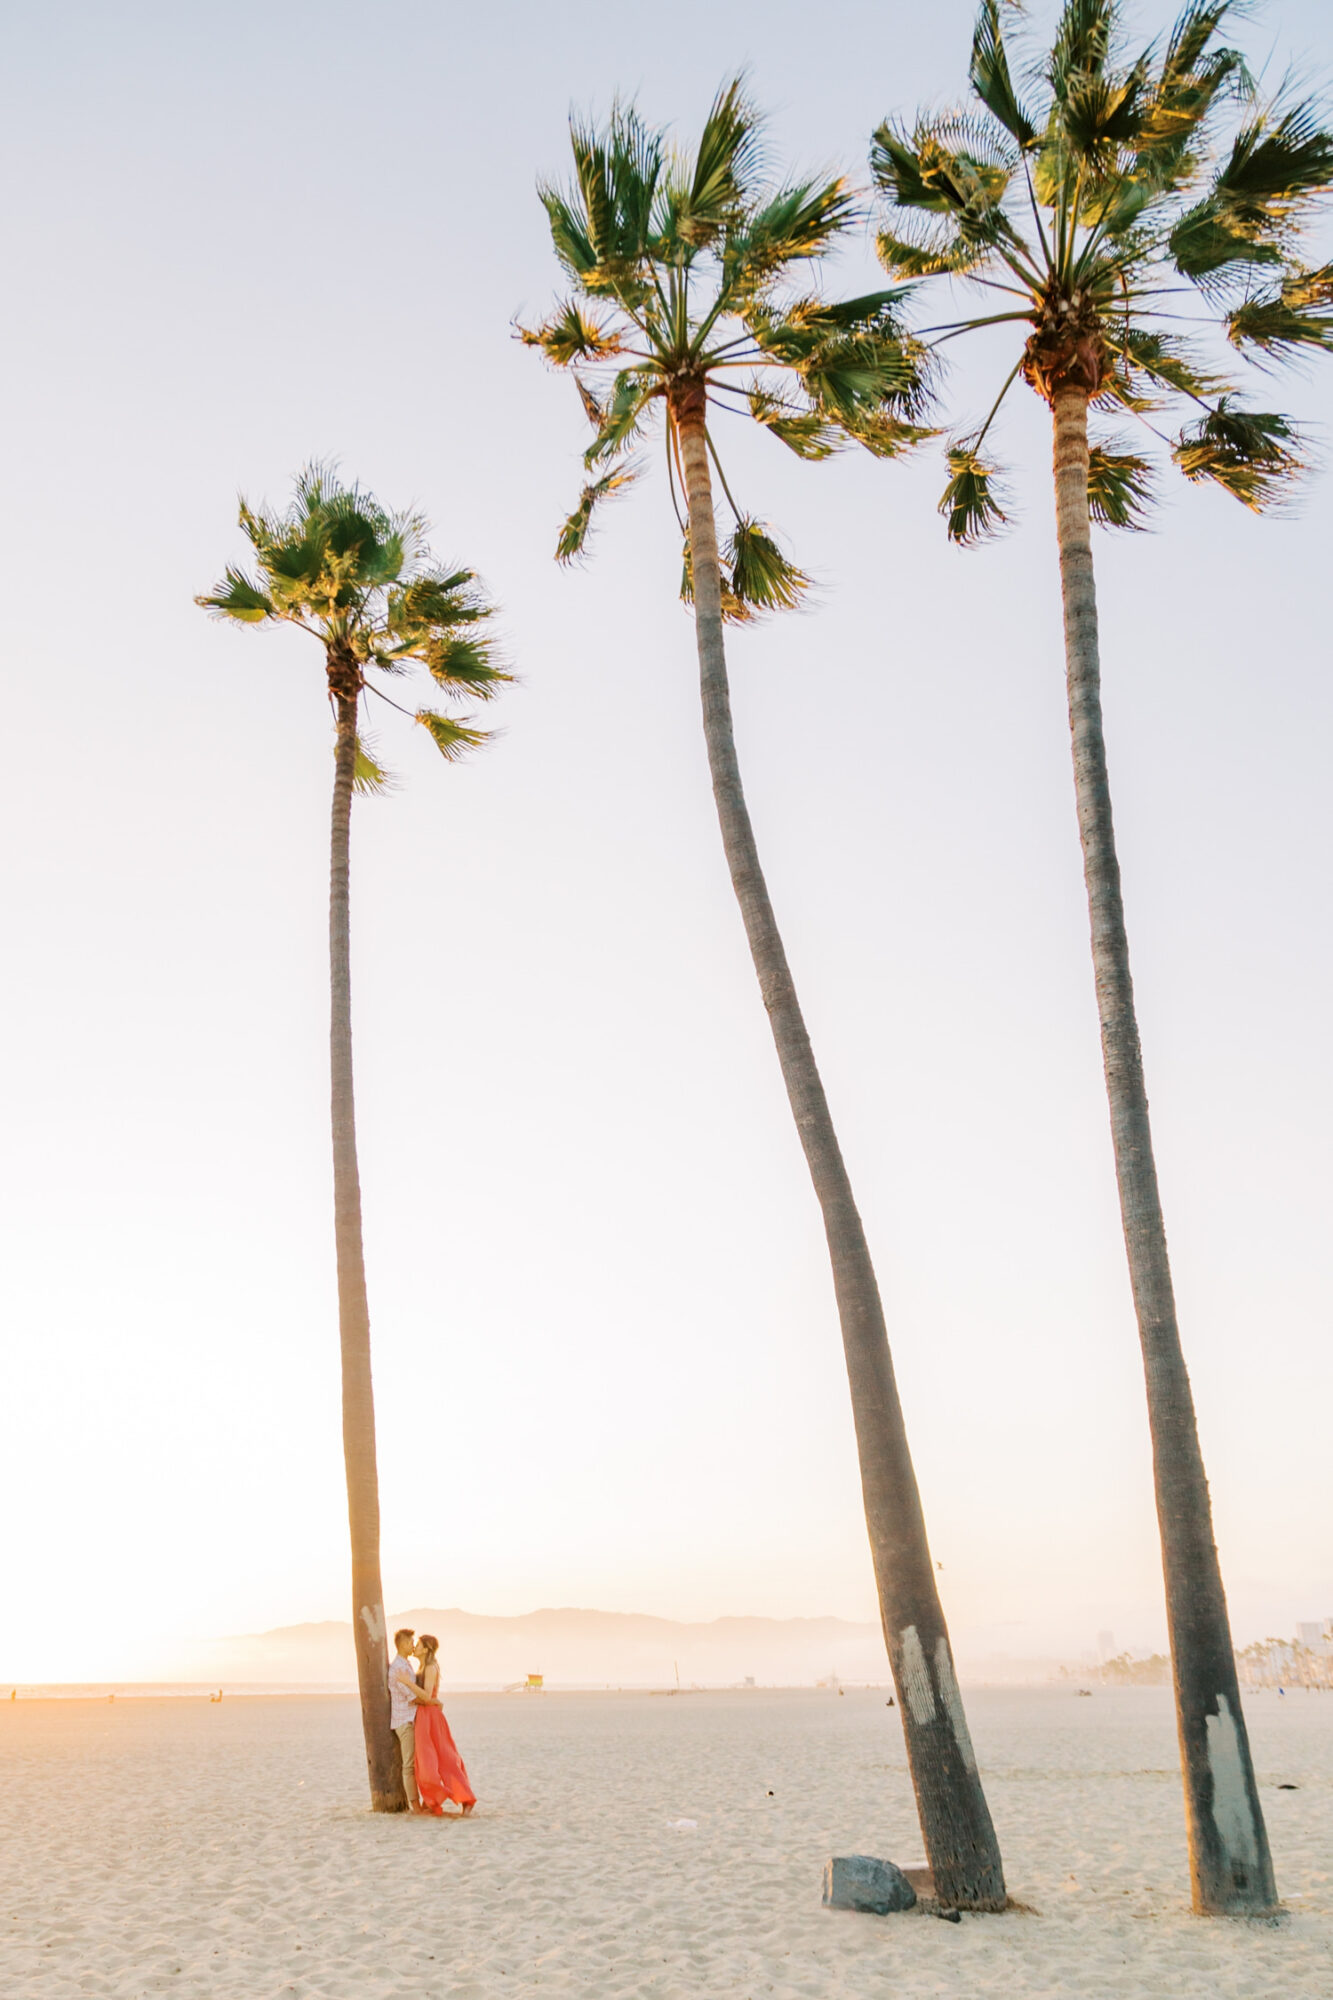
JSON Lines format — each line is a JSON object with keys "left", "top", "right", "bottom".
{"left": 412, "top": 1634, "right": 476, "bottom": 1817}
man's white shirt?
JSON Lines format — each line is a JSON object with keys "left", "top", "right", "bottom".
{"left": 388, "top": 1653, "right": 419, "bottom": 1730}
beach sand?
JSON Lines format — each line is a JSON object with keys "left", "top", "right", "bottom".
{"left": 3, "top": 1685, "right": 1331, "bottom": 1998}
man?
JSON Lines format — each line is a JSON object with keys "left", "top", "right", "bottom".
{"left": 388, "top": 1627, "right": 426, "bottom": 1812}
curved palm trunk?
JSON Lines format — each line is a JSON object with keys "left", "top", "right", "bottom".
{"left": 1051, "top": 386, "right": 1274, "bottom": 1913}
{"left": 674, "top": 387, "right": 1004, "bottom": 1911}
{"left": 329, "top": 677, "right": 404, "bottom": 1813}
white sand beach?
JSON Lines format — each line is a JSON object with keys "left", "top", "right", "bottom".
{"left": 3, "top": 1685, "right": 1331, "bottom": 1999}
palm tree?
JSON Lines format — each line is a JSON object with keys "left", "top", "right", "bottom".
{"left": 197, "top": 465, "right": 507, "bottom": 1810}
{"left": 522, "top": 82, "right": 1006, "bottom": 1909}
{"left": 870, "top": 0, "right": 1333, "bottom": 1914}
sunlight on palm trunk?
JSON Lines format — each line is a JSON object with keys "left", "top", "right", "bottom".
{"left": 1052, "top": 387, "right": 1273, "bottom": 1911}
{"left": 675, "top": 386, "right": 1004, "bottom": 1910}
{"left": 329, "top": 677, "right": 403, "bottom": 1812}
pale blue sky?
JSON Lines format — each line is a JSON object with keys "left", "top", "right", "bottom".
{"left": 0, "top": 0, "right": 1329, "bottom": 1679}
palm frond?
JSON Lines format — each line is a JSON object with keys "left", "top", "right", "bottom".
{"left": 724, "top": 176, "right": 859, "bottom": 295}
{"left": 415, "top": 711, "right": 490, "bottom": 761}
{"left": 352, "top": 734, "right": 396, "bottom": 796}
{"left": 194, "top": 565, "right": 276, "bottom": 623}
{"left": 1048, "top": 0, "right": 1116, "bottom": 96}
{"left": 418, "top": 635, "right": 510, "bottom": 699}
{"left": 1225, "top": 267, "right": 1333, "bottom": 358}
{"left": 518, "top": 299, "right": 627, "bottom": 367}
{"left": 970, "top": 0, "right": 1038, "bottom": 148}
{"left": 876, "top": 218, "right": 994, "bottom": 279}
{"left": 1174, "top": 99, "right": 1333, "bottom": 284}
{"left": 584, "top": 368, "right": 660, "bottom": 466}
{"left": 940, "top": 443, "right": 1009, "bottom": 545}
{"left": 556, "top": 461, "right": 641, "bottom": 563}
{"left": 871, "top": 119, "right": 1014, "bottom": 230}
{"left": 1101, "top": 326, "right": 1229, "bottom": 406}
{"left": 679, "top": 517, "right": 811, "bottom": 622}
{"left": 747, "top": 385, "right": 842, "bottom": 459}
{"left": 727, "top": 517, "right": 812, "bottom": 614}
{"left": 1133, "top": 2, "right": 1247, "bottom": 176}
{"left": 1087, "top": 438, "right": 1156, "bottom": 527}
{"left": 1172, "top": 400, "right": 1304, "bottom": 508}
{"left": 676, "top": 77, "right": 763, "bottom": 244}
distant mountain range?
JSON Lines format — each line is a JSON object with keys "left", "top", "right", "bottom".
{"left": 203, "top": 1606, "right": 889, "bottom": 1688}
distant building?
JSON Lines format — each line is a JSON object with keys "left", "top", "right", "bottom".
{"left": 1096, "top": 1630, "right": 1116, "bottom": 1663}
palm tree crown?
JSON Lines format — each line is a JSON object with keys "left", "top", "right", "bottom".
{"left": 197, "top": 461, "right": 508, "bottom": 770}
{"left": 521, "top": 80, "right": 932, "bottom": 604}
{"left": 872, "top": 0, "right": 1333, "bottom": 535}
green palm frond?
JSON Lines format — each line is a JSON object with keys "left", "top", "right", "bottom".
{"left": 748, "top": 386, "right": 842, "bottom": 459}
{"left": 940, "top": 444, "right": 1009, "bottom": 545}
{"left": 727, "top": 517, "right": 812, "bottom": 614}
{"left": 1225, "top": 263, "right": 1333, "bottom": 357}
{"left": 970, "top": 0, "right": 1038, "bottom": 148}
{"left": 556, "top": 462, "right": 641, "bottom": 563}
{"left": 871, "top": 119, "right": 1014, "bottom": 231}
{"left": 1100, "top": 326, "right": 1229, "bottom": 406}
{"left": 195, "top": 566, "right": 276, "bottom": 623}
{"left": 1087, "top": 438, "right": 1156, "bottom": 527}
{"left": 672, "top": 77, "right": 763, "bottom": 246}
{"left": 1133, "top": 2, "right": 1247, "bottom": 175}
{"left": 680, "top": 518, "right": 811, "bottom": 622}
{"left": 584, "top": 368, "right": 660, "bottom": 466}
{"left": 724, "top": 177, "right": 858, "bottom": 294}
{"left": 1172, "top": 401, "right": 1304, "bottom": 507}
{"left": 876, "top": 219, "right": 993, "bottom": 279}
{"left": 415, "top": 711, "right": 491, "bottom": 761}
{"left": 352, "top": 735, "right": 396, "bottom": 795}
{"left": 1173, "top": 99, "right": 1333, "bottom": 284}
{"left": 518, "top": 300, "right": 627, "bottom": 367}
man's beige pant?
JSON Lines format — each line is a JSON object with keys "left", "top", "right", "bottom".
{"left": 395, "top": 1720, "right": 416, "bottom": 1797}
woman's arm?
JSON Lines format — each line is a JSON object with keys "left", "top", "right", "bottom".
{"left": 422, "top": 1662, "right": 442, "bottom": 1704}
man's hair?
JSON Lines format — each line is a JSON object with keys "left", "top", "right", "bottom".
{"left": 394, "top": 1628, "right": 414, "bottom": 1649}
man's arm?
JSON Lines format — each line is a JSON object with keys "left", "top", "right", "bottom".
{"left": 389, "top": 1661, "right": 425, "bottom": 1705}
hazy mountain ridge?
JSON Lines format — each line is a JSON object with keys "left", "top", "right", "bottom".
{"left": 204, "top": 1607, "right": 888, "bottom": 1687}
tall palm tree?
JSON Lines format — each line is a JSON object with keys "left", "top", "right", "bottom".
{"left": 870, "top": 0, "right": 1333, "bottom": 1913}
{"left": 198, "top": 465, "right": 507, "bottom": 1810}
{"left": 522, "top": 83, "right": 1006, "bottom": 1909}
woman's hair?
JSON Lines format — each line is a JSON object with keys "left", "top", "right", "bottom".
{"left": 418, "top": 1634, "right": 439, "bottom": 1662}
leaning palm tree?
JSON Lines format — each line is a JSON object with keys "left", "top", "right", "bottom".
{"left": 871, "top": 0, "right": 1333, "bottom": 1914}
{"left": 197, "top": 465, "right": 507, "bottom": 1810}
{"left": 522, "top": 82, "right": 1006, "bottom": 1909}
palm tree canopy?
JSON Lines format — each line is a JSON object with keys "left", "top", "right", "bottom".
{"left": 522, "top": 80, "right": 935, "bottom": 615}
{"left": 196, "top": 463, "right": 510, "bottom": 779}
{"left": 871, "top": 0, "right": 1333, "bottom": 538}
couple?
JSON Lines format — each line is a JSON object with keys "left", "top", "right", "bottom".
{"left": 388, "top": 1628, "right": 476, "bottom": 1817}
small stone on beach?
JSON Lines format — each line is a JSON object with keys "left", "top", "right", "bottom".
{"left": 822, "top": 1855, "right": 917, "bottom": 1915}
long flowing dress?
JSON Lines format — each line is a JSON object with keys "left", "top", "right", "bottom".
{"left": 414, "top": 1663, "right": 476, "bottom": 1814}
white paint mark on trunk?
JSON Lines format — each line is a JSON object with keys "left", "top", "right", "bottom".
{"left": 935, "top": 1638, "right": 978, "bottom": 1774}
{"left": 899, "top": 1626, "right": 936, "bottom": 1726}
{"left": 359, "top": 1604, "right": 385, "bottom": 1645}
{"left": 1205, "top": 1695, "right": 1259, "bottom": 1875}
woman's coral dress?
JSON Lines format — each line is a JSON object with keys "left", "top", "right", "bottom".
{"left": 414, "top": 1670, "right": 476, "bottom": 1814}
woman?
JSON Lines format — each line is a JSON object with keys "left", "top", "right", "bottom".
{"left": 412, "top": 1635, "right": 476, "bottom": 1816}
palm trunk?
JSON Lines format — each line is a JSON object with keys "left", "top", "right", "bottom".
{"left": 673, "top": 385, "right": 1005, "bottom": 1911}
{"left": 329, "top": 675, "right": 404, "bottom": 1813}
{"left": 1051, "top": 385, "right": 1274, "bottom": 1913}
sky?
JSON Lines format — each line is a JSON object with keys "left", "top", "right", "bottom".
{"left": 0, "top": 0, "right": 1330, "bottom": 1684}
